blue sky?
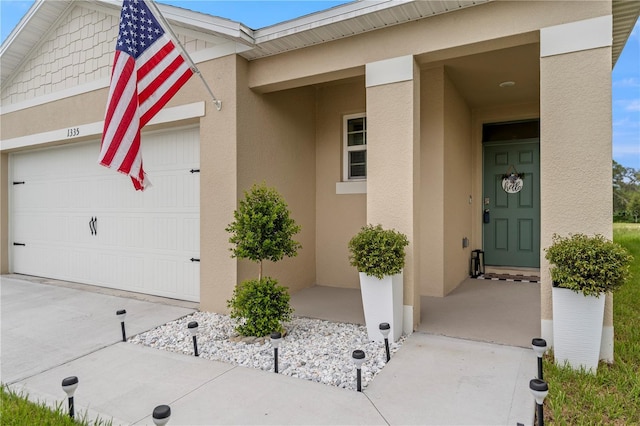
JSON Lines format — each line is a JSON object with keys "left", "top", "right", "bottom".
{"left": 1, "top": 0, "right": 638, "bottom": 169}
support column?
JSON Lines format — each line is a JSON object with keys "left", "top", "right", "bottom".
{"left": 540, "top": 15, "right": 614, "bottom": 361}
{"left": 366, "top": 56, "right": 421, "bottom": 333}
{"left": 200, "top": 55, "right": 239, "bottom": 313}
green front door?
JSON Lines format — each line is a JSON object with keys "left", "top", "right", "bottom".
{"left": 483, "top": 140, "right": 540, "bottom": 268}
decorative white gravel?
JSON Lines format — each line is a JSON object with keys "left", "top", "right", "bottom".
{"left": 129, "top": 312, "right": 405, "bottom": 391}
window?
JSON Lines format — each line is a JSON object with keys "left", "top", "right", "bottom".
{"left": 343, "top": 113, "right": 367, "bottom": 181}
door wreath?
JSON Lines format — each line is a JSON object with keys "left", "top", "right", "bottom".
{"left": 501, "top": 165, "right": 524, "bottom": 193}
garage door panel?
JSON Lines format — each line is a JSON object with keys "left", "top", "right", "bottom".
{"left": 95, "top": 176, "right": 144, "bottom": 210}
{"left": 13, "top": 212, "right": 37, "bottom": 241}
{"left": 182, "top": 173, "right": 200, "bottom": 208}
{"left": 11, "top": 127, "right": 200, "bottom": 302}
{"left": 12, "top": 181, "right": 47, "bottom": 209}
{"left": 68, "top": 215, "right": 98, "bottom": 245}
{"left": 120, "top": 255, "right": 146, "bottom": 293}
{"left": 183, "top": 217, "right": 200, "bottom": 252}
{"left": 147, "top": 173, "right": 179, "bottom": 209}
{"left": 182, "top": 260, "right": 200, "bottom": 300}
{"left": 68, "top": 249, "right": 96, "bottom": 283}
{"left": 152, "top": 217, "right": 178, "bottom": 251}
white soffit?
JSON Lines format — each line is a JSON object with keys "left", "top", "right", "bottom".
{"left": 613, "top": 0, "right": 640, "bottom": 66}
{"left": 0, "top": 0, "right": 74, "bottom": 85}
{"left": 541, "top": 15, "right": 613, "bottom": 58}
{"left": 244, "top": 0, "right": 491, "bottom": 60}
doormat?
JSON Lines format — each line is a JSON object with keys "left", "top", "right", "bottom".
{"left": 475, "top": 273, "right": 540, "bottom": 283}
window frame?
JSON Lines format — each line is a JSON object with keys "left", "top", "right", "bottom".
{"left": 342, "top": 112, "right": 367, "bottom": 182}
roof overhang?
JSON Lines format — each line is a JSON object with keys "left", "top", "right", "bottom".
{"left": 0, "top": 0, "right": 254, "bottom": 87}
{"left": 243, "top": 0, "right": 490, "bottom": 60}
{"left": 1, "top": 0, "right": 638, "bottom": 88}
{"left": 1, "top": 0, "right": 74, "bottom": 85}
{"left": 613, "top": 0, "right": 640, "bottom": 67}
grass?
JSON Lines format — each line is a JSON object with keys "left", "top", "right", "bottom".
{"left": 543, "top": 223, "right": 640, "bottom": 425}
{"left": 0, "top": 384, "right": 112, "bottom": 426}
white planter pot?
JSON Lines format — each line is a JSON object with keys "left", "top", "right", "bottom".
{"left": 552, "top": 286, "right": 605, "bottom": 373}
{"left": 359, "top": 272, "right": 403, "bottom": 343}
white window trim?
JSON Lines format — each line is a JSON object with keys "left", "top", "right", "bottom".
{"left": 342, "top": 112, "right": 367, "bottom": 182}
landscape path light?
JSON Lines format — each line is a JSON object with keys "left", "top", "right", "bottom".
{"left": 529, "top": 378, "right": 549, "bottom": 426}
{"left": 61, "top": 376, "right": 79, "bottom": 419}
{"left": 352, "top": 349, "right": 365, "bottom": 392}
{"left": 116, "top": 309, "right": 127, "bottom": 342}
{"left": 188, "top": 321, "right": 199, "bottom": 357}
{"left": 379, "top": 322, "right": 391, "bottom": 362}
{"left": 531, "top": 338, "right": 547, "bottom": 380}
{"left": 270, "top": 332, "right": 282, "bottom": 373}
{"left": 152, "top": 404, "right": 171, "bottom": 426}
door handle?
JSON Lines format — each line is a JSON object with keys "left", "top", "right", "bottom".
{"left": 483, "top": 209, "right": 490, "bottom": 224}
{"left": 89, "top": 217, "right": 97, "bottom": 235}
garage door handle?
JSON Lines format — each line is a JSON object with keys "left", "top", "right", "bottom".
{"left": 190, "top": 258, "right": 200, "bottom": 262}
{"left": 13, "top": 242, "right": 26, "bottom": 246}
{"left": 89, "top": 217, "right": 97, "bottom": 235}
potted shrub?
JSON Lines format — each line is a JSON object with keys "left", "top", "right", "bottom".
{"left": 545, "top": 233, "right": 632, "bottom": 373}
{"left": 348, "top": 224, "right": 409, "bottom": 343}
{"left": 225, "top": 183, "right": 301, "bottom": 337}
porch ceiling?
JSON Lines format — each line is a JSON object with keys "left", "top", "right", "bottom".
{"left": 426, "top": 43, "right": 541, "bottom": 109}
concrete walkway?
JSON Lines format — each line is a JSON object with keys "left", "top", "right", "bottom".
{"left": 1, "top": 275, "right": 536, "bottom": 425}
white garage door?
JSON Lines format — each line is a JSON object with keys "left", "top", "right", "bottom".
{"left": 10, "top": 126, "right": 200, "bottom": 302}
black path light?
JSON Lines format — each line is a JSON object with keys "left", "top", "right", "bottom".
{"left": 270, "top": 332, "right": 282, "bottom": 373}
{"left": 188, "top": 321, "right": 199, "bottom": 357}
{"left": 531, "top": 338, "right": 548, "bottom": 380}
{"left": 152, "top": 404, "right": 171, "bottom": 426}
{"left": 61, "top": 376, "right": 79, "bottom": 419}
{"left": 352, "top": 349, "right": 365, "bottom": 392}
{"left": 379, "top": 322, "right": 391, "bottom": 363}
{"left": 529, "top": 378, "right": 549, "bottom": 426}
{"left": 116, "top": 309, "right": 127, "bottom": 342}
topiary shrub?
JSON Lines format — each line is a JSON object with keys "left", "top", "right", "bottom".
{"left": 227, "top": 277, "right": 293, "bottom": 337}
{"left": 226, "top": 183, "right": 302, "bottom": 280}
{"left": 348, "top": 224, "right": 409, "bottom": 279}
{"left": 226, "top": 183, "right": 300, "bottom": 336}
{"left": 545, "top": 233, "right": 633, "bottom": 297}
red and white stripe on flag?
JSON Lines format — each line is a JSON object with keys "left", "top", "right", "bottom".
{"left": 99, "top": 0, "right": 193, "bottom": 191}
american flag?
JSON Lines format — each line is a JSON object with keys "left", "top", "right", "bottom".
{"left": 99, "top": 0, "right": 193, "bottom": 190}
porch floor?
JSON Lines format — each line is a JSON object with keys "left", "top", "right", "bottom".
{"left": 289, "top": 278, "right": 540, "bottom": 348}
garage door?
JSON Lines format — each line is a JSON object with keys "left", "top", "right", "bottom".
{"left": 10, "top": 126, "right": 200, "bottom": 302}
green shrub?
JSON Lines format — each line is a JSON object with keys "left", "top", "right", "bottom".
{"left": 227, "top": 277, "right": 293, "bottom": 337}
{"left": 348, "top": 224, "right": 409, "bottom": 279}
{"left": 545, "top": 233, "right": 633, "bottom": 297}
{"left": 226, "top": 183, "right": 301, "bottom": 280}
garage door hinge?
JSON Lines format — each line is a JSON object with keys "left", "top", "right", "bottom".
{"left": 13, "top": 181, "right": 25, "bottom": 185}
{"left": 189, "top": 169, "right": 200, "bottom": 173}
{"left": 190, "top": 258, "right": 200, "bottom": 262}
{"left": 13, "top": 242, "right": 26, "bottom": 246}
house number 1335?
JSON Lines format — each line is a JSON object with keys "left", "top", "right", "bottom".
{"left": 67, "top": 128, "right": 80, "bottom": 137}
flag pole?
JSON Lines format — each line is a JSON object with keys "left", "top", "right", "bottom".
{"left": 147, "top": 0, "right": 222, "bottom": 111}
